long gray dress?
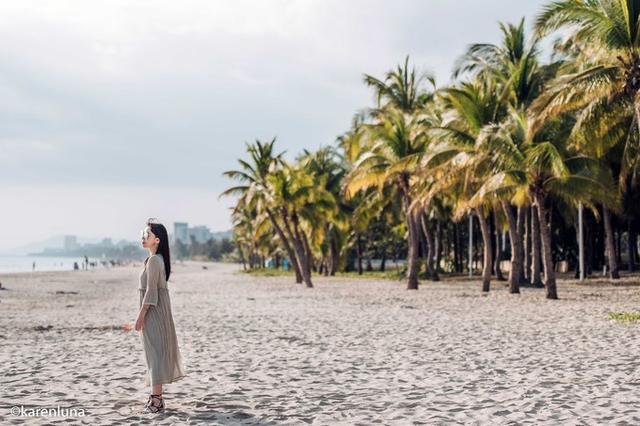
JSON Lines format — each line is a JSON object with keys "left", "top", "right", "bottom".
{"left": 139, "top": 254, "right": 186, "bottom": 386}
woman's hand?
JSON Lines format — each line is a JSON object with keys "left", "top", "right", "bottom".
{"left": 123, "top": 323, "right": 134, "bottom": 332}
{"left": 135, "top": 313, "right": 145, "bottom": 332}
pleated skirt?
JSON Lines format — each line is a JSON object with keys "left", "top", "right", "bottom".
{"left": 139, "top": 287, "right": 186, "bottom": 386}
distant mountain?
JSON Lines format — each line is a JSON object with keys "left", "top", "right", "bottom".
{"left": 2, "top": 230, "right": 233, "bottom": 256}
{"left": 2, "top": 235, "right": 113, "bottom": 256}
{"left": 0, "top": 235, "right": 62, "bottom": 255}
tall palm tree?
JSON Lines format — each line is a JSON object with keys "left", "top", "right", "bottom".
{"left": 345, "top": 57, "right": 436, "bottom": 289}
{"left": 454, "top": 17, "right": 545, "bottom": 110}
{"left": 474, "top": 110, "right": 618, "bottom": 299}
{"left": 420, "top": 79, "right": 506, "bottom": 292}
{"left": 230, "top": 202, "right": 271, "bottom": 270}
{"left": 364, "top": 55, "right": 436, "bottom": 114}
{"left": 297, "top": 146, "right": 348, "bottom": 275}
{"left": 267, "top": 164, "right": 335, "bottom": 288}
{"left": 221, "top": 138, "right": 304, "bottom": 283}
{"left": 453, "top": 17, "right": 547, "bottom": 291}
{"left": 339, "top": 122, "right": 406, "bottom": 275}
{"left": 344, "top": 108, "right": 429, "bottom": 289}
{"left": 534, "top": 0, "right": 640, "bottom": 278}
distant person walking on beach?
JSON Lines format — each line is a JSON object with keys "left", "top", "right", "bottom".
{"left": 136, "top": 218, "right": 186, "bottom": 413}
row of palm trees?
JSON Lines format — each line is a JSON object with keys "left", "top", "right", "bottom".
{"left": 222, "top": 1, "right": 640, "bottom": 299}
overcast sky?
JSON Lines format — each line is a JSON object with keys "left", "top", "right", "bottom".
{"left": 0, "top": 0, "right": 547, "bottom": 251}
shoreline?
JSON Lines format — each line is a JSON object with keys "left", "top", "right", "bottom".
{"left": 0, "top": 259, "right": 239, "bottom": 278}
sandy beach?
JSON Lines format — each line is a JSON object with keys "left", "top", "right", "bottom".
{"left": 1, "top": 262, "right": 640, "bottom": 425}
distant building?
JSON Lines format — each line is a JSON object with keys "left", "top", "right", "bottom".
{"left": 64, "top": 235, "right": 78, "bottom": 251}
{"left": 173, "top": 222, "right": 213, "bottom": 245}
{"left": 189, "top": 226, "right": 213, "bottom": 244}
{"left": 174, "top": 222, "right": 189, "bottom": 244}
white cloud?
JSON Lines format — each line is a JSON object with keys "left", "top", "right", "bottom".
{"left": 0, "top": 0, "right": 547, "bottom": 249}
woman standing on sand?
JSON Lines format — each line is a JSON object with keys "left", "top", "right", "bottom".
{"left": 136, "top": 218, "right": 186, "bottom": 413}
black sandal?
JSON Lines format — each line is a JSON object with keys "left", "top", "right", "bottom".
{"left": 143, "top": 394, "right": 164, "bottom": 413}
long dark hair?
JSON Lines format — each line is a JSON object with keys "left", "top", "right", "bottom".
{"left": 148, "top": 221, "right": 171, "bottom": 281}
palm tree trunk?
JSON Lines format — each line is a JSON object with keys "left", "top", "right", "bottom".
{"left": 406, "top": 208, "right": 420, "bottom": 290}
{"left": 517, "top": 206, "right": 529, "bottom": 284}
{"left": 524, "top": 207, "right": 531, "bottom": 283}
{"left": 380, "top": 246, "right": 387, "bottom": 272}
{"left": 249, "top": 248, "right": 255, "bottom": 269}
{"left": 266, "top": 207, "right": 303, "bottom": 283}
{"left": 366, "top": 257, "right": 373, "bottom": 271}
{"left": 239, "top": 247, "right": 247, "bottom": 271}
{"left": 420, "top": 214, "right": 439, "bottom": 281}
{"left": 603, "top": 205, "right": 620, "bottom": 279}
{"left": 534, "top": 191, "right": 557, "bottom": 299}
{"left": 616, "top": 225, "right": 623, "bottom": 268}
{"left": 329, "top": 236, "right": 338, "bottom": 276}
{"left": 398, "top": 174, "right": 420, "bottom": 290}
{"left": 629, "top": 221, "right": 636, "bottom": 272}
{"left": 586, "top": 211, "right": 594, "bottom": 276}
{"left": 282, "top": 210, "right": 313, "bottom": 288}
{"left": 530, "top": 205, "right": 543, "bottom": 287}
{"left": 356, "top": 233, "right": 363, "bottom": 275}
{"left": 293, "top": 221, "right": 315, "bottom": 276}
{"left": 453, "top": 222, "right": 461, "bottom": 273}
{"left": 575, "top": 208, "right": 582, "bottom": 279}
{"left": 435, "top": 219, "right": 442, "bottom": 274}
{"left": 493, "top": 207, "right": 505, "bottom": 281}
{"left": 476, "top": 208, "right": 492, "bottom": 292}
{"left": 501, "top": 201, "right": 522, "bottom": 294}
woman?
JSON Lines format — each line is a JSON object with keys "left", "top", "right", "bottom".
{"left": 136, "top": 218, "right": 186, "bottom": 413}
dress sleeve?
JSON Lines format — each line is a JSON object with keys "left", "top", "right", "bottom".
{"left": 142, "top": 256, "right": 161, "bottom": 306}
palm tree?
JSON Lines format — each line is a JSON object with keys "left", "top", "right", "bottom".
{"left": 338, "top": 124, "right": 406, "bottom": 276}
{"left": 344, "top": 108, "right": 429, "bottom": 289}
{"left": 346, "top": 57, "right": 437, "bottom": 289}
{"left": 364, "top": 55, "right": 435, "bottom": 114}
{"left": 230, "top": 202, "right": 272, "bottom": 270}
{"left": 424, "top": 77, "right": 519, "bottom": 293}
{"left": 420, "top": 79, "right": 506, "bottom": 292}
{"left": 534, "top": 0, "right": 640, "bottom": 279}
{"left": 453, "top": 17, "right": 547, "bottom": 291}
{"left": 454, "top": 17, "right": 545, "bottom": 110}
{"left": 475, "top": 110, "right": 618, "bottom": 299}
{"left": 351, "top": 184, "right": 405, "bottom": 274}
{"left": 297, "top": 146, "right": 348, "bottom": 275}
{"left": 221, "top": 138, "right": 304, "bottom": 283}
{"left": 267, "top": 163, "right": 335, "bottom": 287}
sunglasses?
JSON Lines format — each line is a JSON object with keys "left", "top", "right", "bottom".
{"left": 141, "top": 218, "right": 161, "bottom": 240}
{"left": 141, "top": 227, "right": 152, "bottom": 241}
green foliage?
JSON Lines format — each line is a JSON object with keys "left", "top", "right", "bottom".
{"left": 222, "top": 3, "right": 640, "bottom": 290}
{"left": 609, "top": 311, "right": 640, "bottom": 322}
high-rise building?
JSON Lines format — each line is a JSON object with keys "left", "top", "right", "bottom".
{"left": 174, "top": 222, "right": 189, "bottom": 244}
{"left": 173, "top": 222, "right": 214, "bottom": 245}
{"left": 189, "top": 225, "right": 213, "bottom": 244}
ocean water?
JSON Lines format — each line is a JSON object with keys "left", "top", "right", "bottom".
{"left": 0, "top": 255, "right": 103, "bottom": 273}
